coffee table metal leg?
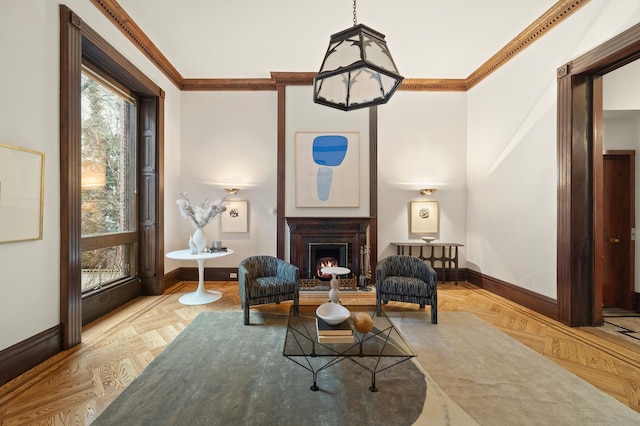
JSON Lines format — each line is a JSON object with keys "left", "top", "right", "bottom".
{"left": 311, "top": 371, "right": 320, "bottom": 391}
{"left": 369, "top": 372, "right": 378, "bottom": 392}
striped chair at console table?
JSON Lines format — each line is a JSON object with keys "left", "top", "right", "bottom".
{"left": 375, "top": 255, "right": 438, "bottom": 324}
{"left": 238, "top": 255, "right": 299, "bottom": 325}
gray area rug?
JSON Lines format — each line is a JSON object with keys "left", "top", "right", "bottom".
{"left": 388, "top": 311, "right": 640, "bottom": 426}
{"left": 92, "top": 311, "right": 427, "bottom": 426}
{"left": 94, "top": 310, "right": 640, "bottom": 426}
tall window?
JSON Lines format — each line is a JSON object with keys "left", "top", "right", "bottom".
{"left": 80, "top": 70, "right": 137, "bottom": 292}
{"left": 61, "top": 6, "right": 163, "bottom": 346}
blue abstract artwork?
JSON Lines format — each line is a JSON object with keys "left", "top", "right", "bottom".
{"left": 312, "top": 135, "right": 348, "bottom": 201}
{"left": 295, "top": 132, "right": 359, "bottom": 207}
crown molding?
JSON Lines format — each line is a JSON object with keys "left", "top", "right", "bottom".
{"left": 400, "top": 78, "right": 467, "bottom": 91}
{"left": 181, "top": 78, "right": 276, "bottom": 91}
{"left": 466, "top": 0, "right": 590, "bottom": 89}
{"left": 91, "top": 0, "right": 590, "bottom": 92}
{"left": 88, "top": 0, "right": 183, "bottom": 88}
{"left": 181, "top": 75, "right": 468, "bottom": 92}
{"left": 271, "top": 72, "right": 316, "bottom": 86}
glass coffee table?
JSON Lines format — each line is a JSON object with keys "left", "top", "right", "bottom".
{"left": 283, "top": 305, "right": 416, "bottom": 392}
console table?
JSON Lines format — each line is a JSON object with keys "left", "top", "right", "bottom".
{"left": 391, "top": 242, "right": 463, "bottom": 285}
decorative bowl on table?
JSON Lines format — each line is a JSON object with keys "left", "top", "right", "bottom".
{"left": 316, "top": 302, "right": 350, "bottom": 325}
{"left": 421, "top": 237, "right": 436, "bottom": 242}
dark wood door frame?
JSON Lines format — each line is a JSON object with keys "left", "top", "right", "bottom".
{"left": 557, "top": 22, "right": 640, "bottom": 326}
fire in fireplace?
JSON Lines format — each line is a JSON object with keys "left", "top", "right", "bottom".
{"left": 308, "top": 243, "right": 348, "bottom": 279}
{"left": 316, "top": 257, "right": 339, "bottom": 278}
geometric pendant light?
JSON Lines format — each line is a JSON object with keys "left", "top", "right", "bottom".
{"left": 313, "top": 0, "right": 404, "bottom": 111}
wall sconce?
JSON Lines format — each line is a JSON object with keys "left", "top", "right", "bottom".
{"left": 420, "top": 188, "right": 437, "bottom": 195}
{"left": 224, "top": 188, "right": 240, "bottom": 195}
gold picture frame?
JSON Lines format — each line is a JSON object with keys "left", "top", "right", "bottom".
{"left": 221, "top": 200, "right": 248, "bottom": 233}
{"left": 410, "top": 201, "right": 439, "bottom": 234}
{"left": 0, "top": 143, "right": 45, "bottom": 243}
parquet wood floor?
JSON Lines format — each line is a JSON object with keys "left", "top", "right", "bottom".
{"left": 1, "top": 282, "right": 639, "bottom": 425}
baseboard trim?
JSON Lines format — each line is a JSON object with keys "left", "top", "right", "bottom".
{"left": 162, "top": 268, "right": 181, "bottom": 293}
{"left": 82, "top": 279, "right": 141, "bottom": 325}
{"left": 0, "top": 325, "right": 62, "bottom": 386}
{"left": 432, "top": 267, "right": 468, "bottom": 283}
{"left": 164, "top": 267, "right": 239, "bottom": 283}
{"left": 467, "top": 269, "right": 559, "bottom": 321}
{"left": 179, "top": 267, "right": 238, "bottom": 282}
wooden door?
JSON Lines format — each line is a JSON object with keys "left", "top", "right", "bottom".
{"left": 602, "top": 152, "right": 635, "bottom": 310}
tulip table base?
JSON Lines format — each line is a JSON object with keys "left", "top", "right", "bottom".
{"left": 166, "top": 249, "right": 233, "bottom": 305}
{"left": 179, "top": 289, "right": 223, "bottom": 305}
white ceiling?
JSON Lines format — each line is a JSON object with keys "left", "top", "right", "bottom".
{"left": 116, "top": 0, "right": 558, "bottom": 79}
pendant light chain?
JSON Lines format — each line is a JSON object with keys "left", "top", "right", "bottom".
{"left": 353, "top": 0, "right": 357, "bottom": 26}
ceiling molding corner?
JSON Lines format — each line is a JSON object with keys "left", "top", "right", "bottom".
{"left": 466, "top": 0, "right": 591, "bottom": 89}
{"left": 88, "top": 0, "right": 183, "bottom": 88}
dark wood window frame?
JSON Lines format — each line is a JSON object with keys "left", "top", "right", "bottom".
{"left": 557, "top": 22, "right": 640, "bottom": 326}
{"left": 60, "top": 5, "right": 164, "bottom": 347}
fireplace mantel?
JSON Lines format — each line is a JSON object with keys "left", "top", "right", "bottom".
{"left": 286, "top": 217, "right": 371, "bottom": 280}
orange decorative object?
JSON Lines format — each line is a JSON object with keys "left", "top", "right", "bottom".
{"left": 353, "top": 312, "right": 373, "bottom": 334}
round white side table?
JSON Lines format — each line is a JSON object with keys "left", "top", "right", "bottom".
{"left": 166, "top": 249, "right": 233, "bottom": 305}
{"left": 321, "top": 266, "right": 351, "bottom": 303}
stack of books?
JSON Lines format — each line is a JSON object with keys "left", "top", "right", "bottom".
{"left": 316, "top": 316, "right": 354, "bottom": 344}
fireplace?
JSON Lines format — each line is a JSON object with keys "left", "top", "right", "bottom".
{"left": 309, "top": 243, "right": 348, "bottom": 279}
{"left": 286, "top": 217, "right": 370, "bottom": 287}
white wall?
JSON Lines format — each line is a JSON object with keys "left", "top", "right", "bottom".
{"left": 467, "top": 0, "right": 640, "bottom": 299}
{"left": 177, "top": 91, "right": 278, "bottom": 267}
{"left": 604, "top": 60, "right": 640, "bottom": 111}
{"left": 377, "top": 91, "right": 468, "bottom": 260}
{"left": 0, "top": 0, "right": 181, "bottom": 351}
{"left": 0, "top": 0, "right": 60, "bottom": 351}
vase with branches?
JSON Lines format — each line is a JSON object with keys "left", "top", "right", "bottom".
{"left": 176, "top": 192, "right": 227, "bottom": 253}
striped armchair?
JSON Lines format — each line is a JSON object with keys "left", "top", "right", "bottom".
{"left": 238, "top": 256, "right": 299, "bottom": 325}
{"left": 375, "top": 255, "right": 438, "bottom": 324}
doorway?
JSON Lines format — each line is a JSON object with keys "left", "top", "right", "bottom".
{"left": 557, "top": 22, "right": 640, "bottom": 326}
{"left": 602, "top": 151, "right": 635, "bottom": 311}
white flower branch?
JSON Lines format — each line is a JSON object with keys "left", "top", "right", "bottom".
{"left": 176, "top": 192, "right": 228, "bottom": 229}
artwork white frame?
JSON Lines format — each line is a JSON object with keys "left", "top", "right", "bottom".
{"left": 0, "top": 143, "right": 45, "bottom": 243}
{"left": 410, "top": 201, "right": 439, "bottom": 234}
{"left": 295, "top": 132, "right": 360, "bottom": 207}
{"left": 221, "top": 200, "right": 248, "bottom": 233}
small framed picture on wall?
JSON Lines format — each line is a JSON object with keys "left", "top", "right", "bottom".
{"left": 410, "top": 201, "right": 439, "bottom": 234}
{"left": 221, "top": 200, "right": 248, "bottom": 233}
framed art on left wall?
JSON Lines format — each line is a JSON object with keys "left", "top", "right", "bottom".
{"left": 221, "top": 200, "right": 248, "bottom": 233}
{"left": 0, "top": 143, "right": 45, "bottom": 243}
